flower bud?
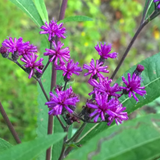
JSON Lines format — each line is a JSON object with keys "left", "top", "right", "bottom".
{"left": 132, "top": 64, "right": 144, "bottom": 77}
{"left": 0, "top": 46, "right": 9, "bottom": 58}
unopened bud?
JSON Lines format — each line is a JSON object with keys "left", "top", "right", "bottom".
{"left": 0, "top": 46, "right": 9, "bottom": 58}
{"left": 133, "top": 64, "right": 144, "bottom": 77}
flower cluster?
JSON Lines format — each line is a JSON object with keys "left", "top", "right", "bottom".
{"left": 40, "top": 19, "right": 82, "bottom": 82}
{"left": 0, "top": 18, "right": 146, "bottom": 127}
{"left": 46, "top": 87, "right": 79, "bottom": 116}
{"left": 40, "top": 19, "right": 146, "bottom": 126}
{"left": 40, "top": 19, "right": 83, "bottom": 121}
{"left": 1, "top": 37, "right": 43, "bottom": 79}
{"left": 40, "top": 19, "right": 66, "bottom": 41}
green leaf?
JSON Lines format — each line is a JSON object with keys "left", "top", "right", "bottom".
{"left": 9, "top": 0, "right": 43, "bottom": 27}
{"left": 33, "top": 0, "right": 49, "bottom": 23}
{"left": 143, "top": 0, "right": 160, "bottom": 21}
{"left": 143, "top": 0, "right": 155, "bottom": 20}
{"left": 66, "top": 114, "right": 160, "bottom": 160}
{"left": 58, "top": 16, "right": 93, "bottom": 23}
{"left": 0, "top": 133, "right": 65, "bottom": 160}
{"left": 0, "top": 138, "right": 12, "bottom": 153}
{"left": 78, "top": 52, "right": 160, "bottom": 145}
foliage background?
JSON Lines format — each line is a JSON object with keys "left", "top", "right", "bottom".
{"left": 0, "top": 0, "right": 160, "bottom": 144}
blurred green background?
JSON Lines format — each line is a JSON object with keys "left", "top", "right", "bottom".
{"left": 0, "top": 0, "right": 160, "bottom": 144}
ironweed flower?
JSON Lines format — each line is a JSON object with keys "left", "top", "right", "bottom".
{"left": 20, "top": 53, "right": 43, "bottom": 79}
{"left": 18, "top": 43, "right": 37, "bottom": 56}
{"left": 40, "top": 19, "right": 66, "bottom": 41}
{"left": 95, "top": 43, "right": 118, "bottom": 60}
{"left": 89, "top": 77, "right": 121, "bottom": 98}
{"left": 83, "top": 59, "right": 109, "bottom": 80}
{"left": 121, "top": 73, "right": 146, "bottom": 102}
{"left": 44, "top": 41, "right": 70, "bottom": 65}
{"left": 106, "top": 103, "right": 128, "bottom": 126}
{"left": 45, "top": 87, "right": 79, "bottom": 116}
{"left": 56, "top": 59, "right": 82, "bottom": 80}
{"left": 2, "top": 37, "right": 29, "bottom": 54}
{"left": 86, "top": 93, "right": 128, "bottom": 125}
{"left": 154, "top": 0, "right": 160, "bottom": 9}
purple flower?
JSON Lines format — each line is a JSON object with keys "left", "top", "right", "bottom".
{"left": 45, "top": 86, "right": 79, "bottom": 116}
{"left": 89, "top": 77, "right": 121, "bottom": 98}
{"left": 121, "top": 73, "right": 146, "bottom": 102}
{"left": 19, "top": 43, "right": 37, "bottom": 56}
{"left": 154, "top": 0, "right": 160, "bottom": 9}
{"left": 40, "top": 19, "right": 66, "bottom": 41}
{"left": 44, "top": 41, "right": 70, "bottom": 65}
{"left": 2, "top": 37, "right": 29, "bottom": 54}
{"left": 86, "top": 93, "right": 128, "bottom": 125}
{"left": 106, "top": 103, "right": 128, "bottom": 126}
{"left": 95, "top": 43, "right": 118, "bottom": 60}
{"left": 83, "top": 59, "right": 109, "bottom": 80}
{"left": 20, "top": 53, "right": 43, "bottom": 79}
{"left": 87, "top": 94, "right": 110, "bottom": 122}
{"left": 56, "top": 59, "right": 82, "bottom": 79}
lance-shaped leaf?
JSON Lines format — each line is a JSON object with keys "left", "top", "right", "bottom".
{"left": 9, "top": 0, "right": 43, "bottom": 27}
{"left": 0, "top": 138, "right": 12, "bottom": 153}
{"left": 143, "top": 0, "right": 160, "bottom": 21}
{"left": 0, "top": 133, "right": 65, "bottom": 160}
{"left": 66, "top": 114, "right": 160, "bottom": 160}
{"left": 33, "top": 0, "right": 49, "bottom": 23}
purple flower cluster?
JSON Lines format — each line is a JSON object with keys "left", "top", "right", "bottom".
{"left": 44, "top": 41, "right": 70, "bottom": 65}
{"left": 40, "top": 19, "right": 83, "bottom": 119}
{"left": 87, "top": 93, "right": 128, "bottom": 125}
{"left": 39, "top": 18, "right": 146, "bottom": 126}
{"left": 121, "top": 73, "right": 146, "bottom": 102}
{"left": 83, "top": 59, "right": 109, "bottom": 80}
{"left": 1, "top": 37, "right": 43, "bottom": 79}
{"left": 56, "top": 59, "right": 82, "bottom": 80}
{"left": 46, "top": 87, "right": 79, "bottom": 116}
{"left": 20, "top": 53, "right": 43, "bottom": 79}
{"left": 40, "top": 19, "right": 66, "bottom": 41}
{"left": 95, "top": 43, "right": 118, "bottom": 60}
{"left": 0, "top": 18, "right": 146, "bottom": 127}
{"left": 40, "top": 19, "right": 82, "bottom": 81}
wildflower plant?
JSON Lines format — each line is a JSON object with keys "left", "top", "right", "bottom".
{"left": 1, "top": 0, "right": 160, "bottom": 160}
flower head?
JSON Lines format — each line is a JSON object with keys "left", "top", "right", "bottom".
{"left": 2, "top": 37, "right": 29, "bottom": 54}
{"left": 121, "top": 73, "right": 146, "bottom": 101}
{"left": 95, "top": 43, "right": 118, "bottom": 60}
{"left": 89, "top": 77, "right": 121, "bottom": 98}
{"left": 44, "top": 41, "right": 70, "bottom": 65}
{"left": 86, "top": 93, "right": 128, "bottom": 125}
{"left": 45, "top": 86, "right": 79, "bottom": 116}
{"left": 106, "top": 103, "right": 128, "bottom": 126}
{"left": 40, "top": 19, "right": 66, "bottom": 41}
{"left": 83, "top": 59, "right": 109, "bottom": 80}
{"left": 56, "top": 59, "right": 82, "bottom": 79}
{"left": 18, "top": 43, "right": 37, "bottom": 56}
{"left": 20, "top": 53, "right": 43, "bottom": 79}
